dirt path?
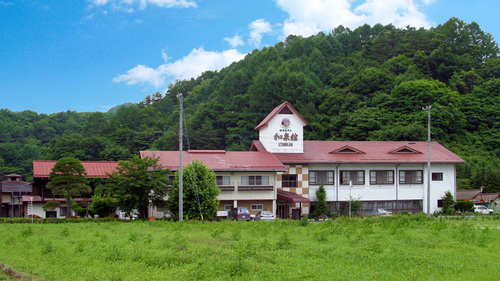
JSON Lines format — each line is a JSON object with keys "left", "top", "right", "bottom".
{"left": 0, "top": 264, "right": 36, "bottom": 280}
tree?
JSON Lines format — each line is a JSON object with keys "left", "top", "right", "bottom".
{"left": 312, "top": 185, "right": 329, "bottom": 219}
{"left": 440, "top": 191, "right": 456, "bottom": 215}
{"left": 107, "top": 155, "right": 170, "bottom": 219}
{"left": 169, "top": 160, "right": 220, "bottom": 220}
{"left": 89, "top": 194, "right": 118, "bottom": 218}
{"left": 46, "top": 157, "right": 91, "bottom": 217}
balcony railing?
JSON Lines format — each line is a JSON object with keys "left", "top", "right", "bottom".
{"left": 238, "top": 185, "right": 274, "bottom": 191}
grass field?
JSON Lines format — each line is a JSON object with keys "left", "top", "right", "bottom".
{"left": 0, "top": 214, "right": 499, "bottom": 280}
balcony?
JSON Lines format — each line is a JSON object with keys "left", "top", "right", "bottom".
{"left": 238, "top": 186, "right": 274, "bottom": 191}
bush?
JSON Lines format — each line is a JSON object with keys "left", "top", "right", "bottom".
{"left": 90, "top": 194, "right": 118, "bottom": 218}
{"left": 455, "top": 201, "right": 474, "bottom": 213}
{"left": 441, "top": 191, "right": 456, "bottom": 214}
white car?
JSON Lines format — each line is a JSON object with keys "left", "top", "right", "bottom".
{"left": 473, "top": 205, "right": 494, "bottom": 215}
{"left": 254, "top": 211, "right": 275, "bottom": 221}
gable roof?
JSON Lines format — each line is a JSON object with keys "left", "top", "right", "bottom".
{"left": 255, "top": 101, "right": 308, "bottom": 130}
{"left": 456, "top": 189, "right": 481, "bottom": 201}
{"left": 33, "top": 160, "right": 119, "bottom": 178}
{"left": 251, "top": 140, "right": 465, "bottom": 164}
{"left": 1, "top": 180, "right": 32, "bottom": 193}
{"left": 140, "top": 150, "right": 287, "bottom": 172}
{"left": 388, "top": 145, "right": 423, "bottom": 154}
{"left": 330, "top": 145, "right": 366, "bottom": 154}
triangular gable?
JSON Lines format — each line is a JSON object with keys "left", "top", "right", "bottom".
{"left": 388, "top": 146, "right": 422, "bottom": 154}
{"left": 329, "top": 145, "right": 365, "bottom": 154}
{"left": 255, "top": 101, "right": 308, "bottom": 130}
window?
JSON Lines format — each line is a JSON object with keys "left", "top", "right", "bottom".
{"left": 437, "top": 200, "right": 443, "bottom": 208}
{"left": 251, "top": 204, "right": 263, "bottom": 211}
{"left": 216, "top": 175, "right": 231, "bottom": 185}
{"left": 241, "top": 175, "right": 269, "bottom": 185}
{"left": 340, "top": 171, "right": 365, "bottom": 185}
{"left": 60, "top": 207, "right": 68, "bottom": 217}
{"left": 399, "top": 170, "right": 423, "bottom": 184}
{"left": 370, "top": 170, "right": 394, "bottom": 185}
{"left": 432, "top": 172, "right": 443, "bottom": 181}
{"left": 282, "top": 174, "right": 298, "bottom": 187}
{"left": 224, "top": 204, "right": 233, "bottom": 211}
{"left": 309, "top": 171, "right": 334, "bottom": 185}
{"left": 46, "top": 211, "right": 57, "bottom": 218}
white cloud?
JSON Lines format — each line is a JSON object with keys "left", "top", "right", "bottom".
{"left": 224, "top": 34, "right": 245, "bottom": 47}
{"left": 88, "top": 0, "right": 197, "bottom": 10}
{"left": 249, "top": 19, "right": 272, "bottom": 47}
{"left": 89, "top": 0, "right": 111, "bottom": 6}
{"left": 161, "top": 48, "right": 171, "bottom": 62}
{"left": 113, "top": 48, "right": 245, "bottom": 87}
{"left": 113, "top": 64, "right": 165, "bottom": 87}
{"left": 276, "top": 0, "right": 432, "bottom": 37}
{"left": 0, "top": 1, "right": 14, "bottom": 7}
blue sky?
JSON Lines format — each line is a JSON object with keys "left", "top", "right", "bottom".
{"left": 1, "top": 0, "right": 498, "bottom": 114}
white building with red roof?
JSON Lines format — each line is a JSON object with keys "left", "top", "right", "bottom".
{"left": 250, "top": 102, "right": 465, "bottom": 217}
{"left": 140, "top": 150, "right": 288, "bottom": 217}
{"left": 29, "top": 102, "right": 466, "bottom": 219}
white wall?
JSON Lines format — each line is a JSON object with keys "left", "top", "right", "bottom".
{"left": 259, "top": 113, "right": 305, "bottom": 153}
{"left": 305, "top": 163, "right": 457, "bottom": 214}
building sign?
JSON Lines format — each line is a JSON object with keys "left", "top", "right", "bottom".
{"left": 273, "top": 118, "right": 299, "bottom": 147}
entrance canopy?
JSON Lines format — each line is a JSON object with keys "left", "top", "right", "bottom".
{"left": 277, "top": 189, "right": 310, "bottom": 203}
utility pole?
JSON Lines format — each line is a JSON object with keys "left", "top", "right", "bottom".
{"left": 178, "top": 93, "right": 184, "bottom": 221}
{"left": 0, "top": 173, "right": 3, "bottom": 212}
{"left": 422, "top": 106, "right": 432, "bottom": 218}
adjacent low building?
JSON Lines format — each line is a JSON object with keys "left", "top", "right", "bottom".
{"left": 30, "top": 160, "right": 118, "bottom": 218}
{"left": 140, "top": 150, "right": 288, "bottom": 217}
{"left": 1, "top": 174, "right": 32, "bottom": 217}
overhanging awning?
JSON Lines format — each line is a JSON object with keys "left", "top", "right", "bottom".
{"left": 277, "top": 189, "right": 310, "bottom": 203}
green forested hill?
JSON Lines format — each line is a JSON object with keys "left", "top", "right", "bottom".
{"left": 1, "top": 17, "right": 498, "bottom": 191}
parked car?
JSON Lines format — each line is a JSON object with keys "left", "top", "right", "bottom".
{"left": 369, "top": 209, "right": 393, "bottom": 216}
{"left": 228, "top": 207, "right": 251, "bottom": 221}
{"left": 255, "top": 211, "right": 275, "bottom": 221}
{"left": 473, "top": 205, "right": 494, "bottom": 215}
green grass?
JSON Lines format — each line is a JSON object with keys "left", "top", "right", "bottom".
{"left": 0, "top": 214, "right": 499, "bottom": 280}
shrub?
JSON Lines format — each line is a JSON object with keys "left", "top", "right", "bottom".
{"left": 312, "top": 185, "right": 329, "bottom": 218}
{"left": 440, "top": 191, "right": 455, "bottom": 214}
{"left": 455, "top": 201, "right": 474, "bottom": 213}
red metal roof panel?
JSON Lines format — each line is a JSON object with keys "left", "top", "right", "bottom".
{"left": 258, "top": 141, "right": 465, "bottom": 164}
{"left": 33, "top": 160, "right": 118, "bottom": 178}
{"left": 141, "top": 150, "right": 287, "bottom": 171}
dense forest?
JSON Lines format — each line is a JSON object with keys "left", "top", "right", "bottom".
{"left": 0, "top": 18, "right": 498, "bottom": 191}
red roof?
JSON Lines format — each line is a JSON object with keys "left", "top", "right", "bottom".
{"left": 255, "top": 101, "right": 308, "bottom": 130}
{"left": 140, "top": 150, "right": 287, "bottom": 172}
{"left": 33, "top": 160, "right": 119, "bottom": 178}
{"left": 277, "top": 189, "right": 310, "bottom": 203}
{"left": 252, "top": 140, "right": 465, "bottom": 164}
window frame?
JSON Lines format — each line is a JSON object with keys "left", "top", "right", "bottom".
{"left": 251, "top": 204, "right": 264, "bottom": 211}
{"left": 60, "top": 207, "right": 68, "bottom": 217}
{"left": 282, "top": 174, "right": 298, "bottom": 187}
{"left": 340, "top": 170, "right": 365, "bottom": 185}
{"left": 45, "top": 211, "right": 57, "bottom": 218}
{"left": 309, "top": 171, "right": 334, "bottom": 185}
{"left": 432, "top": 172, "right": 443, "bottom": 181}
{"left": 399, "top": 170, "right": 423, "bottom": 184}
{"left": 216, "top": 175, "right": 231, "bottom": 186}
{"left": 241, "top": 175, "right": 269, "bottom": 186}
{"left": 370, "top": 170, "right": 394, "bottom": 185}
